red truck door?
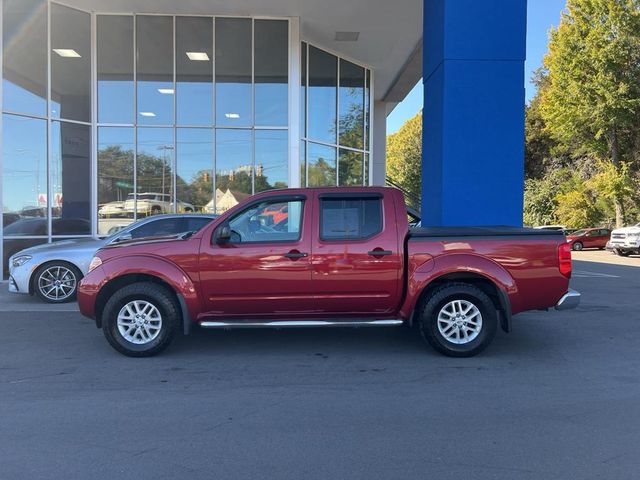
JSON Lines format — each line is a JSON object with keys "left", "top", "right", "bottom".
{"left": 310, "top": 192, "right": 402, "bottom": 316}
{"left": 198, "top": 194, "right": 314, "bottom": 317}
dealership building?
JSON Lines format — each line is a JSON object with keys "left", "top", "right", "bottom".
{"left": 1, "top": 0, "right": 526, "bottom": 277}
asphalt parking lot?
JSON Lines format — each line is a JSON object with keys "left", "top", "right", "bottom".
{"left": 1, "top": 250, "right": 639, "bottom": 480}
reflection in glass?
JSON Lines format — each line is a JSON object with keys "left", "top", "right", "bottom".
{"left": 338, "top": 149, "right": 363, "bottom": 186}
{"left": 307, "top": 142, "right": 336, "bottom": 187}
{"left": 255, "top": 130, "right": 288, "bottom": 192}
{"left": 365, "top": 70, "right": 371, "bottom": 148}
{"left": 2, "top": 114, "right": 48, "bottom": 230}
{"left": 51, "top": 4, "right": 91, "bottom": 122}
{"left": 51, "top": 122, "right": 91, "bottom": 234}
{"left": 136, "top": 16, "right": 173, "bottom": 125}
{"left": 2, "top": 0, "right": 47, "bottom": 116}
{"left": 339, "top": 60, "right": 365, "bottom": 149}
{"left": 300, "top": 140, "right": 306, "bottom": 188}
{"left": 254, "top": 20, "right": 288, "bottom": 126}
{"left": 3, "top": 238, "right": 48, "bottom": 278}
{"left": 136, "top": 128, "right": 174, "bottom": 216}
{"left": 300, "top": 43, "right": 307, "bottom": 137}
{"left": 364, "top": 153, "right": 369, "bottom": 186}
{"left": 215, "top": 18, "right": 252, "bottom": 127}
{"left": 98, "top": 127, "right": 134, "bottom": 235}
{"left": 97, "top": 16, "right": 134, "bottom": 124}
{"left": 308, "top": 46, "right": 337, "bottom": 144}
{"left": 176, "top": 128, "right": 213, "bottom": 213}
{"left": 176, "top": 17, "right": 213, "bottom": 126}
{"left": 215, "top": 129, "right": 252, "bottom": 213}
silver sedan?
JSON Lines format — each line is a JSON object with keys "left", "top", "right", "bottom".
{"left": 8, "top": 214, "right": 216, "bottom": 304}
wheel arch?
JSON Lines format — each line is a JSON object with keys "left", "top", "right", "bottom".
{"left": 94, "top": 273, "right": 183, "bottom": 330}
{"left": 29, "top": 259, "right": 84, "bottom": 296}
{"left": 410, "top": 271, "right": 513, "bottom": 333}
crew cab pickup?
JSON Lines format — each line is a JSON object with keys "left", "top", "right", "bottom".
{"left": 77, "top": 187, "right": 580, "bottom": 357}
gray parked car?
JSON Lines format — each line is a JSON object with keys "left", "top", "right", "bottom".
{"left": 8, "top": 214, "right": 217, "bottom": 304}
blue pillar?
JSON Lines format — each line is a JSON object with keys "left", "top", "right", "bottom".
{"left": 422, "top": 0, "right": 527, "bottom": 226}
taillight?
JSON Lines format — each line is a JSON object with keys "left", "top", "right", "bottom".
{"left": 559, "top": 242, "right": 572, "bottom": 278}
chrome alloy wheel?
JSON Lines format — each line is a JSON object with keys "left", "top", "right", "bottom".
{"left": 437, "top": 299, "right": 483, "bottom": 345}
{"left": 117, "top": 300, "right": 163, "bottom": 345}
{"left": 37, "top": 266, "right": 77, "bottom": 301}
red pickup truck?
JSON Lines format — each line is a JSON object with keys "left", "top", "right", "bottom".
{"left": 78, "top": 187, "right": 580, "bottom": 358}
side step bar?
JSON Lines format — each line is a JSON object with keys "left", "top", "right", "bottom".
{"left": 199, "top": 319, "right": 404, "bottom": 329}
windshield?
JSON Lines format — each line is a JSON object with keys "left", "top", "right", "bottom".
{"left": 126, "top": 193, "right": 157, "bottom": 200}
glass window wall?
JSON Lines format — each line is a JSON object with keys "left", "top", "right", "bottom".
{"left": 255, "top": 130, "right": 288, "bottom": 192}
{"left": 97, "top": 16, "right": 134, "bottom": 124}
{"left": 97, "top": 127, "right": 135, "bottom": 235}
{"left": 176, "top": 128, "right": 213, "bottom": 213}
{"left": 51, "top": 4, "right": 91, "bottom": 122}
{"left": 254, "top": 20, "right": 288, "bottom": 127}
{"left": 51, "top": 121, "right": 91, "bottom": 234}
{"left": 2, "top": 0, "right": 48, "bottom": 116}
{"left": 215, "top": 18, "right": 252, "bottom": 127}
{"left": 136, "top": 16, "right": 174, "bottom": 125}
{"left": 301, "top": 44, "right": 371, "bottom": 187}
{"left": 176, "top": 17, "right": 213, "bottom": 126}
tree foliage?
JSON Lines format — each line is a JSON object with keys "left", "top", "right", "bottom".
{"left": 386, "top": 111, "right": 422, "bottom": 209}
{"left": 540, "top": 0, "right": 640, "bottom": 226}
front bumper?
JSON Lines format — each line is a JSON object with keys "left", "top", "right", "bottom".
{"left": 555, "top": 289, "right": 581, "bottom": 311}
{"left": 7, "top": 264, "right": 33, "bottom": 295}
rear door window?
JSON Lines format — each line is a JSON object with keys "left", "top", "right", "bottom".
{"left": 320, "top": 197, "right": 382, "bottom": 240}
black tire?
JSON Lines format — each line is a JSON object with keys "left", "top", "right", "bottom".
{"left": 418, "top": 283, "right": 498, "bottom": 357}
{"left": 572, "top": 241, "right": 583, "bottom": 251}
{"left": 151, "top": 206, "right": 162, "bottom": 215}
{"left": 102, "top": 282, "right": 180, "bottom": 357}
{"left": 33, "top": 261, "right": 82, "bottom": 304}
{"left": 617, "top": 250, "right": 631, "bottom": 257}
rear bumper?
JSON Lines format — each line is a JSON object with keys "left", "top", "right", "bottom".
{"left": 555, "top": 289, "right": 581, "bottom": 310}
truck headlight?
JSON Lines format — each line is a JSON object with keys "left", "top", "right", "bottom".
{"left": 12, "top": 255, "right": 32, "bottom": 268}
{"left": 88, "top": 256, "right": 103, "bottom": 272}
{"left": 628, "top": 233, "right": 640, "bottom": 239}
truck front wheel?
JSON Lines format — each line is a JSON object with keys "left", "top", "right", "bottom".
{"left": 102, "top": 282, "right": 180, "bottom": 357}
{"left": 418, "top": 283, "right": 497, "bottom": 357}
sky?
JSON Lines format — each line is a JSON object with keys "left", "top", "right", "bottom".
{"left": 386, "top": 0, "right": 567, "bottom": 134}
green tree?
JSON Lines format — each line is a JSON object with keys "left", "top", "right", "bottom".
{"left": 541, "top": 0, "right": 640, "bottom": 227}
{"left": 386, "top": 111, "right": 422, "bottom": 209}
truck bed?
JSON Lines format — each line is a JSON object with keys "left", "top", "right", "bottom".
{"left": 409, "top": 226, "right": 565, "bottom": 239}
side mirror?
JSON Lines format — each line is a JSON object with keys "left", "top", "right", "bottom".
{"left": 113, "top": 232, "right": 132, "bottom": 244}
{"left": 214, "top": 223, "right": 231, "bottom": 245}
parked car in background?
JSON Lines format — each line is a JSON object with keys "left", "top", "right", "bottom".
{"left": 77, "top": 187, "right": 579, "bottom": 358}
{"left": 122, "top": 193, "right": 194, "bottom": 216}
{"left": 607, "top": 222, "right": 640, "bottom": 257}
{"left": 98, "top": 201, "right": 126, "bottom": 218}
{"left": 566, "top": 228, "right": 611, "bottom": 251}
{"left": 8, "top": 214, "right": 216, "bottom": 304}
{"left": 2, "top": 213, "right": 20, "bottom": 227}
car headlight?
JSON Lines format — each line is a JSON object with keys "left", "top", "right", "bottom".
{"left": 12, "top": 255, "right": 32, "bottom": 268}
{"left": 628, "top": 233, "right": 640, "bottom": 239}
{"left": 88, "top": 256, "right": 103, "bottom": 272}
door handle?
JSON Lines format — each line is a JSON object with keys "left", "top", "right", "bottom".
{"left": 368, "top": 249, "right": 393, "bottom": 257}
{"left": 284, "top": 251, "right": 308, "bottom": 259}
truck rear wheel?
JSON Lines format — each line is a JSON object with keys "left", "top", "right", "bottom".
{"left": 418, "top": 283, "right": 497, "bottom": 357}
{"left": 102, "top": 282, "right": 180, "bottom": 357}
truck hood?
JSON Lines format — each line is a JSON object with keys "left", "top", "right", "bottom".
{"left": 104, "top": 233, "right": 186, "bottom": 249}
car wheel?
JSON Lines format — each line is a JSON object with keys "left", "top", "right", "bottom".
{"left": 572, "top": 241, "right": 583, "bottom": 251}
{"left": 34, "top": 262, "right": 82, "bottom": 303}
{"left": 102, "top": 282, "right": 179, "bottom": 357}
{"left": 151, "top": 206, "right": 162, "bottom": 215}
{"left": 418, "top": 283, "right": 497, "bottom": 357}
{"left": 617, "top": 250, "right": 631, "bottom": 257}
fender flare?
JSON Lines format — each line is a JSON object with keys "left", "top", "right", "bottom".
{"left": 95, "top": 255, "right": 200, "bottom": 330}
{"left": 404, "top": 253, "right": 516, "bottom": 333}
